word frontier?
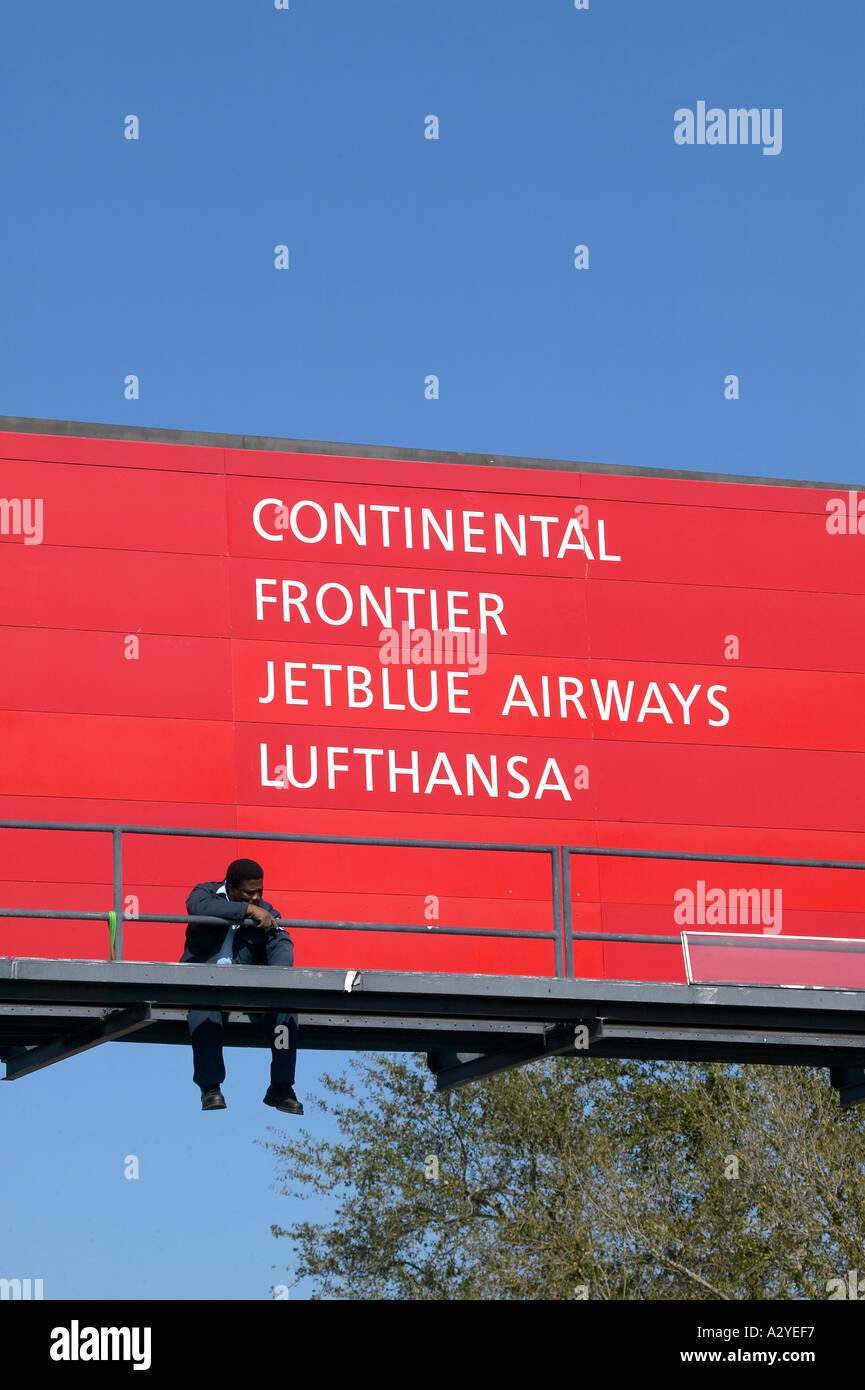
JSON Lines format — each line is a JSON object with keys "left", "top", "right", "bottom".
{"left": 255, "top": 578, "right": 508, "bottom": 633}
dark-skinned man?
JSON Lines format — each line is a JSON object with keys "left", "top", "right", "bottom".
{"left": 180, "top": 857, "right": 301, "bottom": 1115}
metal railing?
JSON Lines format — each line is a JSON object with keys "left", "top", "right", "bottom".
{"left": 562, "top": 845, "right": 865, "bottom": 976}
{"left": 0, "top": 821, "right": 863, "bottom": 982}
{"left": 0, "top": 820, "right": 564, "bottom": 975}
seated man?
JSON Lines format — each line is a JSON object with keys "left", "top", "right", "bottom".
{"left": 180, "top": 857, "right": 302, "bottom": 1115}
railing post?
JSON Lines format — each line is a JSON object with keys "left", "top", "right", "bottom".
{"left": 112, "top": 828, "right": 124, "bottom": 961}
{"left": 561, "top": 848, "right": 573, "bottom": 979}
{"left": 551, "top": 848, "right": 563, "bottom": 978}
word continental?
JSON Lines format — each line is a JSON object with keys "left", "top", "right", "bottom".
{"left": 252, "top": 497, "right": 621, "bottom": 563}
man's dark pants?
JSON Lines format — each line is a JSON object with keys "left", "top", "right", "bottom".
{"left": 181, "top": 928, "right": 298, "bottom": 1090}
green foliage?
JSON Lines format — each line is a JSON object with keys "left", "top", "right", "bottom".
{"left": 260, "top": 1054, "right": 865, "bottom": 1300}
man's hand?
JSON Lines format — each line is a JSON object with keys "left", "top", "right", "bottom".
{"left": 245, "top": 903, "right": 278, "bottom": 930}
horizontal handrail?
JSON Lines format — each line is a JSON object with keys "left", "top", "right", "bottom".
{"left": 566, "top": 845, "right": 865, "bottom": 871}
{"left": 0, "top": 910, "right": 556, "bottom": 946}
{"left": 0, "top": 820, "right": 563, "bottom": 973}
{"left": 0, "top": 820, "right": 555, "bottom": 853}
{"left": 684, "top": 932, "right": 865, "bottom": 955}
{"left": 2, "top": 823, "right": 862, "bottom": 979}
{"left": 0, "top": 909, "right": 113, "bottom": 922}
{"left": 562, "top": 845, "right": 865, "bottom": 976}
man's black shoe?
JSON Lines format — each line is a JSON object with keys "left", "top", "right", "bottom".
{"left": 201, "top": 1086, "right": 226, "bottom": 1111}
{"left": 263, "top": 1084, "right": 303, "bottom": 1115}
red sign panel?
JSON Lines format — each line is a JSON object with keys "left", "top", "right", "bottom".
{"left": 1, "top": 426, "right": 863, "bottom": 980}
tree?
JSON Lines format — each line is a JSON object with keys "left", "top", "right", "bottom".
{"left": 261, "top": 1053, "right": 865, "bottom": 1300}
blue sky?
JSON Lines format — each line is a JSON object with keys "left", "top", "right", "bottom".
{"left": 1, "top": 0, "right": 863, "bottom": 1302}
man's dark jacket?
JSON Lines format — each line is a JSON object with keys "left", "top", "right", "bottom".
{"left": 181, "top": 881, "right": 294, "bottom": 964}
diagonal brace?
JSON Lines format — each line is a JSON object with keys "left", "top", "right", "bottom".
{"left": 429, "top": 1021, "right": 599, "bottom": 1092}
{"left": 829, "top": 1066, "right": 865, "bottom": 1110}
{"left": 3, "top": 1004, "right": 153, "bottom": 1080}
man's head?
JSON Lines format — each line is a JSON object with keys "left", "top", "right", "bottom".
{"left": 225, "top": 858, "right": 264, "bottom": 903}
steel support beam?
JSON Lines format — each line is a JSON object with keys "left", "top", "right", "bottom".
{"left": 3, "top": 1004, "right": 153, "bottom": 1079}
{"left": 829, "top": 1067, "right": 865, "bottom": 1109}
{"left": 0, "top": 1003, "right": 547, "bottom": 1062}
{"left": 430, "top": 1023, "right": 598, "bottom": 1092}
{"left": 2, "top": 958, "right": 865, "bottom": 1034}
{"left": 592, "top": 1022, "right": 865, "bottom": 1052}
{"left": 1, "top": 960, "right": 865, "bottom": 1104}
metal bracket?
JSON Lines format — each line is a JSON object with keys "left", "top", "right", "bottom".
{"left": 829, "top": 1066, "right": 865, "bottom": 1109}
{"left": 3, "top": 1004, "right": 153, "bottom": 1080}
{"left": 428, "top": 1020, "right": 600, "bottom": 1092}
